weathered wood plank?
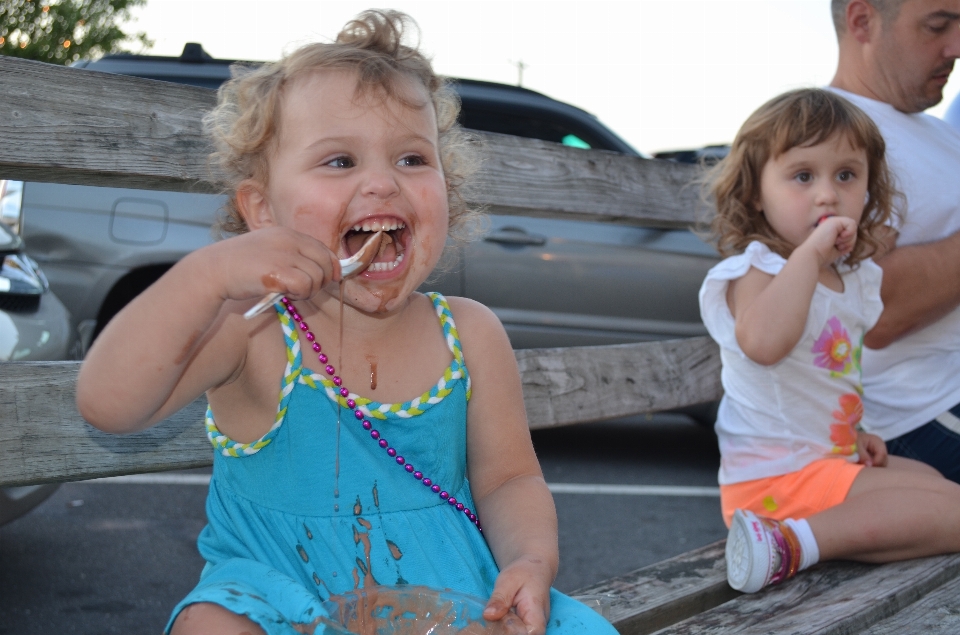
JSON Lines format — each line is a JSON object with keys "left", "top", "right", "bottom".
{"left": 0, "top": 337, "right": 721, "bottom": 486}
{"left": 0, "top": 56, "right": 218, "bottom": 193}
{"left": 571, "top": 540, "right": 738, "bottom": 635}
{"left": 0, "top": 361, "right": 212, "bottom": 487}
{"left": 652, "top": 553, "right": 960, "bottom": 635}
{"left": 0, "top": 56, "right": 707, "bottom": 227}
{"left": 520, "top": 336, "right": 722, "bottom": 430}
{"left": 468, "top": 134, "right": 708, "bottom": 228}
{"left": 861, "top": 573, "right": 960, "bottom": 635}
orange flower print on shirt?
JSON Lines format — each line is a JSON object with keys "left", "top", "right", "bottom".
{"left": 812, "top": 316, "right": 853, "bottom": 376}
{"left": 830, "top": 393, "right": 862, "bottom": 455}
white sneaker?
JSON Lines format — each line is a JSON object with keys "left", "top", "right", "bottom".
{"left": 726, "top": 509, "right": 801, "bottom": 593}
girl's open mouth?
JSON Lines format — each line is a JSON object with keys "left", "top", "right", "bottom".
{"left": 343, "top": 219, "right": 408, "bottom": 274}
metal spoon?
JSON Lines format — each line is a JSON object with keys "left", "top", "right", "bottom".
{"left": 243, "top": 231, "right": 385, "bottom": 320}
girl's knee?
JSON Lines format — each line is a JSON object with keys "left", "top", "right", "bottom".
{"left": 171, "top": 602, "right": 265, "bottom": 635}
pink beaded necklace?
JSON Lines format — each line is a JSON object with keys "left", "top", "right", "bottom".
{"left": 281, "top": 296, "right": 482, "bottom": 532}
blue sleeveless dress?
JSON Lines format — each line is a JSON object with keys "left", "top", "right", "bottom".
{"left": 166, "top": 293, "right": 617, "bottom": 634}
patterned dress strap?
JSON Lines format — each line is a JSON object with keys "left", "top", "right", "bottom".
{"left": 203, "top": 300, "right": 301, "bottom": 457}
{"left": 426, "top": 292, "right": 471, "bottom": 401}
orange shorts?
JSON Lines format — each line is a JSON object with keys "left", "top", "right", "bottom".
{"left": 720, "top": 458, "right": 864, "bottom": 527}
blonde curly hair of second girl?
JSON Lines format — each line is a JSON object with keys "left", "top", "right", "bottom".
{"left": 706, "top": 88, "right": 901, "bottom": 267}
{"left": 203, "top": 9, "right": 482, "bottom": 242}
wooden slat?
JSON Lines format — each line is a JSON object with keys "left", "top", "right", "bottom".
{"left": 0, "top": 361, "right": 211, "bottom": 487}
{"left": 653, "top": 553, "right": 960, "bottom": 635}
{"left": 0, "top": 56, "right": 218, "bottom": 193}
{"left": 0, "top": 338, "right": 720, "bottom": 487}
{"left": 520, "top": 336, "right": 721, "bottom": 430}
{"left": 468, "top": 134, "right": 708, "bottom": 227}
{"left": 861, "top": 573, "right": 960, "bottom": 634}
{"left": 0, "top": 56, "right": 706, "bottom": 227}
{"left": 571, "top": 540, "right": 738, "bottom": 635}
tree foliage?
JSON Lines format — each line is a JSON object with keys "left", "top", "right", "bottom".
{"left": 1, "top": 0, "right": 152, "bottom": 65}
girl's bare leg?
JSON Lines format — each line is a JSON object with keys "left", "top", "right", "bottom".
{"left": 808, "top": 456, "right": 960, "bottom": 563}
{"left": 170, "top": 602, "right": 266, "bottom": 635}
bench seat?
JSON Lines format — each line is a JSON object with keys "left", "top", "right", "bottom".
{"left": 576, "top": 541, "right": 960, "bottom": 634}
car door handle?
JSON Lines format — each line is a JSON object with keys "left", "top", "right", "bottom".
{"left": 484, "top": 227, "right": 548, "bottom": 246}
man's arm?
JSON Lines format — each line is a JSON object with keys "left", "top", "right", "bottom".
{"left": 865, "top": 229, "right": 960, "bottom": 349}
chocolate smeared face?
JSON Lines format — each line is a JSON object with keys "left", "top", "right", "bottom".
{"left": 258, "top": 69, "right": 449, "bottom": 314}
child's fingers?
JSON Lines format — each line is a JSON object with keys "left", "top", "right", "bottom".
{"left": 831, "top": 219, "right": 857, "bottom": 255}
{"left": 226, "top": 228, "right": 338, "bottom": 302}
{"left": 483, "top": 590, "right": 513, "bottom": 622}
{"left": 871, "top": 438, "right": 889, "bottom": 467}
{"left": 295, "top": 234, "right": 341, "bottom": 283}
{"left": 857, "top": 432, "right": 889, "bottom": 468}
{"left": 275, "top": 262, "right": 328, "bottom": 300}
{"left": 485, "top": 595, "right": 546, "bottom": 635}
{"left": 256, "top": 233, "right": 339, "bottom": 301}
{"left": 513, "top": 595, "right": 548, "bottom": 635}
{"left": 485, "top": 566, "right": 550, "bottom": 635}
{"left": 836, "top": 236, "right": 856, "bottom": 255}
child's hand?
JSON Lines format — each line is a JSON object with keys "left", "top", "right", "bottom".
{"left": 208, "top": 226, "right": 340, "bottom": 304}
{"left": 857, "top": 430, "right": 888, "bottom": 467}
{"left": 483, "top": 555, "right": 554, "bottom": 635}
{"left": 803, "top": 215, "right": 858, "bottom": 266}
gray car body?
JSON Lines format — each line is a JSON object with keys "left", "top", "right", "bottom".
{"left": 18, "top": 47, "right": 719, "bottom": 353}
{"left": 0, "top": 220, "right": 74, "bottom": 527}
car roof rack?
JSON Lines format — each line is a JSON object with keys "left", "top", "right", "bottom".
{"left": 94, "top": 43, "right": 240, "bottom": 66}
{"left": 179, "top": 42, "right": 214, "bottom": 63}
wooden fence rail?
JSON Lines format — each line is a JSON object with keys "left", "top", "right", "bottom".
{"left": 0, "top": 337, "right": 721, "bottom": 488}
{"left": 0, "top": 55, "right": 707, "bottom": 228}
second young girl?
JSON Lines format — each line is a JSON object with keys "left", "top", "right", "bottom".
{"left": 701, "top": 88, "right": 960, "bottom": 594}
{"left": 75, "top": 11, "right": 617, "bottom": 635}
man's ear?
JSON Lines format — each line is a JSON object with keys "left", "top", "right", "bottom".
{"left": 236, "top": 180, "right": 274, "bottom": 230}
{"left": 846, "top": 0, "right": 876, "bottom": 44}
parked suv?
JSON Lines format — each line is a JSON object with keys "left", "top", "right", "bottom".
{"left": 10, "top": 44, "right": 718, "bottom": 354}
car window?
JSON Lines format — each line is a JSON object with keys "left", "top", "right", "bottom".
{"left": 458, "top": 108, "right": 609, "bottom": 150}
{"left": 562, "top": 135, "right": 591, "bottom": 149}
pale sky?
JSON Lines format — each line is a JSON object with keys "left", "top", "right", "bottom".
{"left": 127, "top": 0, "right": 960, "bottom": 156}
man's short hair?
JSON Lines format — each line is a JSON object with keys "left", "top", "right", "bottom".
{"left": 832, "top": 0, "right": 908, "bottom": 33}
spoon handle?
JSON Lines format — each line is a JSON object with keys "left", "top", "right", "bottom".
{"left": 242, "top": 292, "right": 283, "bottom": 320}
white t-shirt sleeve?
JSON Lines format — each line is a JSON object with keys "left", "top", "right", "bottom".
{"left": 698, "top": 241, "right": 786, "bottom": 354}
{"left": 854, "top": 258, "right": 884, "bottom": 331}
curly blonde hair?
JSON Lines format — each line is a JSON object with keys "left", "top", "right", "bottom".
{"left": 203, "top": 10, "right": 482, "bottom": 240}
{"left": 706, "top": 88, "right": 901, "bottom": 267}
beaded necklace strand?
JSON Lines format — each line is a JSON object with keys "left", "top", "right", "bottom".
{"left": 281, "top": 296, "right": 482, "bottom": 532}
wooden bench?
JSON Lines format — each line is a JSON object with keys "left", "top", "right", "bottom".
{"left": 1, "top": 55, "right": 958, "bottom": 634}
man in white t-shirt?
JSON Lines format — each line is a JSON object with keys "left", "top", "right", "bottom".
{"left": 829, "top": 0, "right": 960, "bottom": 483}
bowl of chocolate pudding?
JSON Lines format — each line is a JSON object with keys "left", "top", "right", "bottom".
{"left": 321, "top": 585, "right": 527, "bottom": 635}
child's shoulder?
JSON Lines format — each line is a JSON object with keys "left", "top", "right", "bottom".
{"left": 439, "top": 295, "right": 510, "bottom": 351}
{"left": 708, "top": 241, "right": 786, "bottom": 282}
{"left": 441, "top": 295, "right": 502, "bottom": 329}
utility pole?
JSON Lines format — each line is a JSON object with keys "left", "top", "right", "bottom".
{"left": 510, "top": 59, "right": 527, "bottom": 87}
